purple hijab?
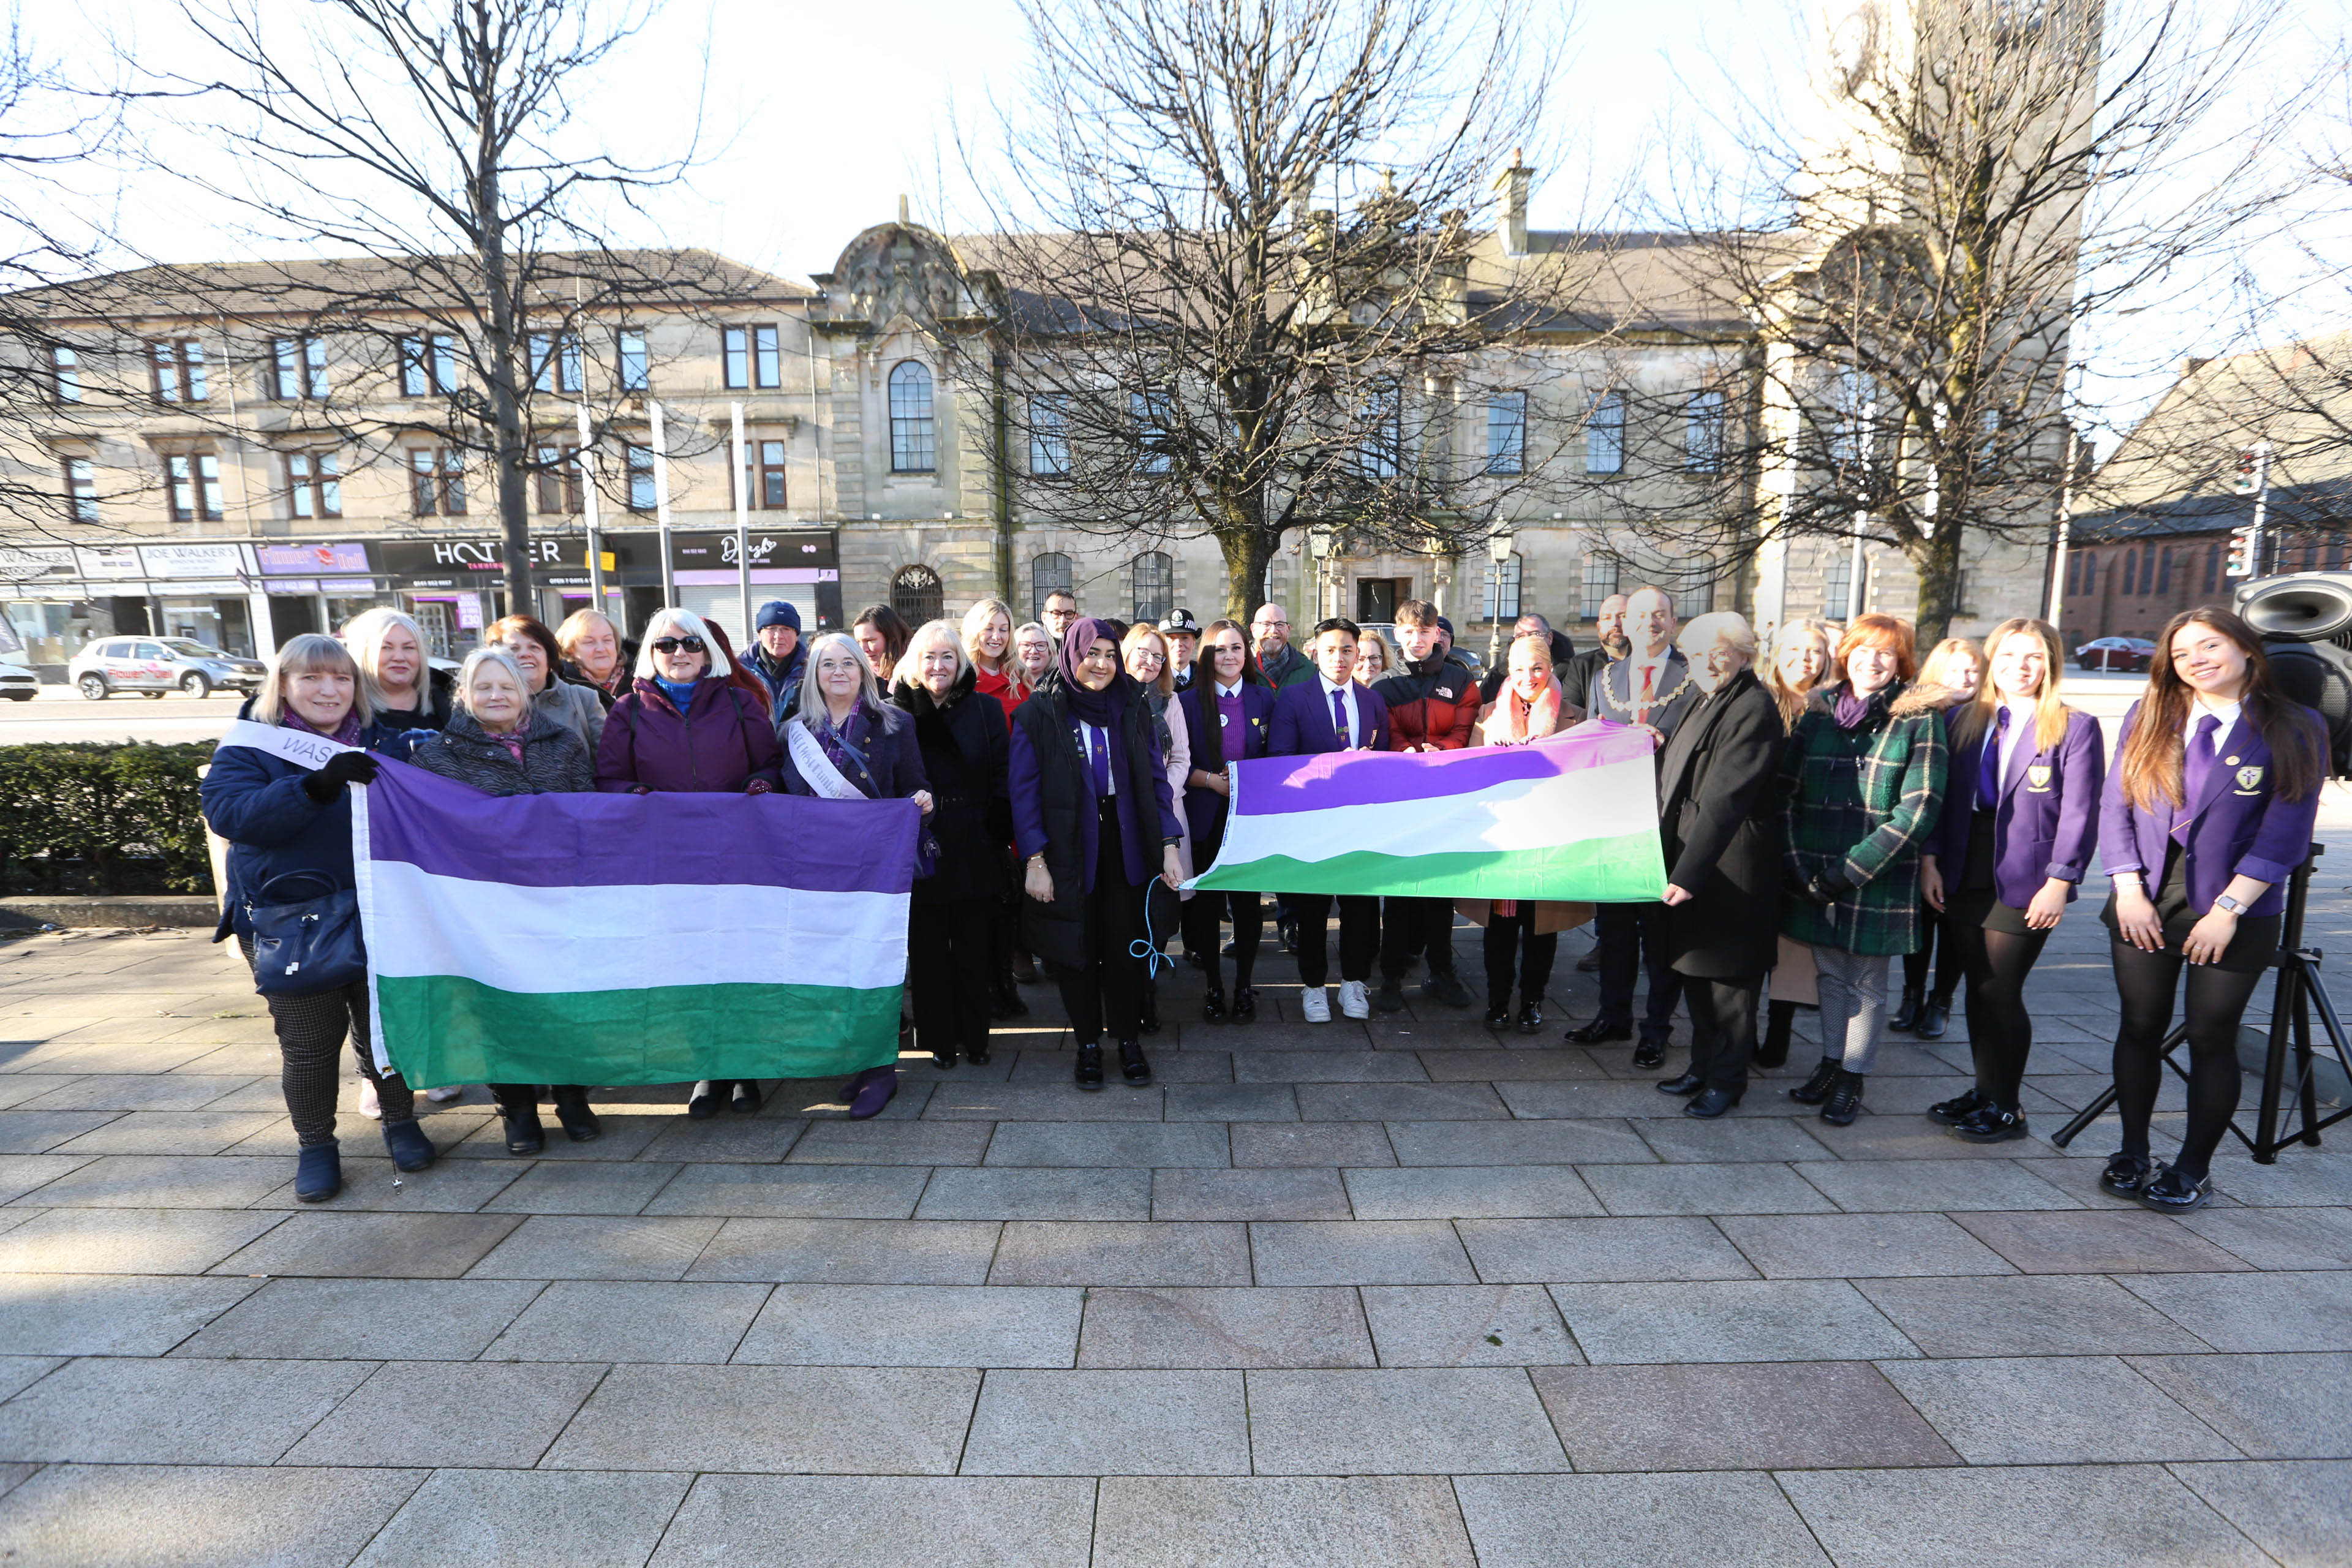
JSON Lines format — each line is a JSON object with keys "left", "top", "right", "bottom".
{"left": 1059, "top": 617, "right": 1137, "bottom": 727}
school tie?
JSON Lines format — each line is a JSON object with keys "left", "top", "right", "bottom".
{"left": 1978, "top": 707, "right": 2009, "bottom": 804}
{"left": 1088, "top": 724, "right": 1111, "bottom": 797}
{"left": 2177, "top": 713, "right": 2222, "bottom": 836}
{"left": 1332, "top": 689, "right": 1351, "bottom": 748}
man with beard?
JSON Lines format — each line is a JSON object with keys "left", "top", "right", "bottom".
{"left": 1251, "top": 602, "right": 1315, "bottom": 688}
{"left": 1370, "top": 599, "right": 1480, "bottom": 1011}
{"left": 741, "top": 600, "right": 807, "bottom": 719}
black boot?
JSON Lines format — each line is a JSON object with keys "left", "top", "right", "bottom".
{"left": 1118, "top": 1039, "right": 1152, "bottom": 1085}
{"left": 1515, "top": 1001, "right": 1544, "bottom": 1035}
{"left": 686, "top": 1080, "right": 720, "bottom": 1120}
{"left": 501, "top": 1105, "right": 544, "bottom": 1155}
{"left": 731, "top": 1080, "right": 762, "bottom": 1115}
{"left": 551, "top": 1085, "right": 600, "bottom": 1142}
{"left": 1203, "top": 986, "right": 1228, "bottom": 1023}
{"left": 1231, "top": 984, "right": 1257, "bottom": 1022}
{"left": 1483, "top": 999, "right": 1511, "bottom": 1030}
{"left": 932, "top": 1044, "right": 959, "bottom": 1070}
{"left": 1756, "top": 1001, "right": 1793, "bottom": 1069}
{"left": 1789, "top": 1058, "right": 1841, "bottom": 1105}
{"left": 1820, "top": 1069, "right": 1866, "bottom": 1126}
{"left": 1915, "top": 992, "right": 1953, "bottom": 1039}
{"left": 1888, "top": 986, "right": 1924, "bottom": 1033}
{"left": 1074, "top": 1042, "right": 1105, "bottom": 1088}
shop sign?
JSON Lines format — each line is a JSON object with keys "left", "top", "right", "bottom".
{"left": 0, "top": 545, "right": 74, "bottom": 586}
{"left": 374, "top": 535, "right": 589, "bottom": 589}
{"left": 73, "top": 546, "right": 145, "bottom": 581}
{"left": 257, "top": 541, "right": 372, "bottom": 576}
{"left": 154, "top": 581, "right": 247, "bottom": 596}
{"left": 140, "top": 542, "right": 251, "bottom": 579}
{"left": 667, "top": 529, "right": 840, "bottom": 586}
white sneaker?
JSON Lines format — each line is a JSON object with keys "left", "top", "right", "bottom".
{"left": 1299, "top": 986, "right": 1332, "bottom": 1023}
{"left": 1338, "top": 979, "right": 1371, "bottom": 1019}
{"left": 426, "top": 1084, "right": 467, "bottom": 1104}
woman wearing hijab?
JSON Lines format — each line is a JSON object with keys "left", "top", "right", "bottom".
{"left": 1010, "top": 618, "right": 1186, "bottom": 1087}
{"left": 1461, "top": 632, "right": 1581, "bottom": 1034}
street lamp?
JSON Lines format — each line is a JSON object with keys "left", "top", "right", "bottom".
{"left": 1307, "top": 525, "right": 1337, "bottom": 619}
{"left": 1486, "top": 528, "right": 1515, "bottom": 663}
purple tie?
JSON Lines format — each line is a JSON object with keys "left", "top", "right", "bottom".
{"left": 1978, "top": 707, "right": 2009, "bottom": 804}
{"left": 1332, "top": 688, "right": 1351, "bottom": 748}
{"left": 2179, "top": 713, "right": 2222, "bottom": 826}
{"left": 1088, "top": 725, "right": 1111, "bottom": 797}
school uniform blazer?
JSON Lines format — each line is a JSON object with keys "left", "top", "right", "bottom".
{"left": 1931, "top": 707, "right": 2105, "bottom": 910}
{"left": 2097, "top": 698, "right": 2326, "bottom": 920}
{"left": 1268, "top": 679, "right": 1392, "bottom": 757}
{"left": 1176, "top": 680, "right": 1277, "bottom": 859}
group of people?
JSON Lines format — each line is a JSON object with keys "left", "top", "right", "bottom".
{"left": 201, "top": 576, "right": 2324, "bottom": 1217}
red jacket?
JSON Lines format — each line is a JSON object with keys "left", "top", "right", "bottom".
{"left": 1374, "top": 654, "right": 1480, "bottom": 752}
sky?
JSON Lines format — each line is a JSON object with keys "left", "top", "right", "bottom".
{"left": 24, "top": 0, "right": 2352, "bottom": 450}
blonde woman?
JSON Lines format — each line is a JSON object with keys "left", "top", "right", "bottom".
{"left": 1461, "top": 632, "right": 1580, "bottom": 1033}
{"left": 1759, "top": 616, "right": 1838, "bottom": 1067}
{"left": 963, "top": 598, "right": 1026, "bottom": 720}
{"left": 1123, "top": 621, "right": 1193, "bottom": 1033}
{"left": 343, "top": 606, "right": 450, "bottom": 732}
{"left": 1354, "top": 627, "right": 1396, "bottom": 685}
{"left": 1891, "top": 636, "right": 1983, "bottom": 1038}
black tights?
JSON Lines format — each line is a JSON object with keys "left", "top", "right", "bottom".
{"left": 1902, "top": 904, "right": 1967, "bottom": 998}
{"left": 1951, "top": 922, "right": 2051, "bottom": 1110}
{"left": 2110, "top": 941, "right": 2265, "bottom": 1180}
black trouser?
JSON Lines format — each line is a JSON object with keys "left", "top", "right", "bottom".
{"left": 1952, "top": 921, "right": 2051, "bottom": 1110}
{"left": 1292, "top": 894, "right": 1379, "bottom": 987}
{"left": 241, "top": 938, "right": 413, "bottom": 1147}
{"left": 1686, "top": 974, "right": 1763, "bottom": 1094}
{"left": 2110, "top": 941, "right": 2265, "bottom": 1180}
{"left": 1052, "top": 802, "right": 1145, "bottom": 1045}
{"left": 1596, "top": 902, "right": 1679, "bottom": 1040}
{"left": 993, "top": 846, "right": 1023, "bottom": 982}
{"left": 1184, "top": 889, "right": 1262, "bottom": 995}
{"left": 912, "top": 896, "right": 997, "bottom": 1057}
{"left": 1902, "top": 905, "right": 1968, "bottom": 998}
{"left": 1483, "top": 910, "right": 1558, "bottom": 1008}
{"left": 1381, "top": 897, "right": 1458, "bottom": 982}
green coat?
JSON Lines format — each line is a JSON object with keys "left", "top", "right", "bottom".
{"left": 1779, "top": 680, "right": 1951, "bottom": 956}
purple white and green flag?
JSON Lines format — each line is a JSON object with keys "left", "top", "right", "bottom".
{"left": 351, "top": 758, "right": 915, "bottom": 1088}
{"left": 1185, "top": 723, "right": 1665, "bottom": 902}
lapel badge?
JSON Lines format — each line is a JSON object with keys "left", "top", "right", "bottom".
{"left": 2025, "top": 763, "right": 2052, "bottom": 790}
{"left": 2225, "top": 755, "right": 2239, "bottom": 766}
{"left": 2236, "top": 765, "right": 2264, "bottom": 790}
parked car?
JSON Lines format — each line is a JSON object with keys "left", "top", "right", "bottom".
{"left": 0, "top": 662, "right": 36, "bottom": 702}
{"left": 2073, "top": 636, "right": 2157, "bottom": 673}
{"left": 68, "top": 638, "right": 267, "bottom": 700}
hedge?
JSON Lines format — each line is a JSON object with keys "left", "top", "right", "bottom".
{"left": 0, "top": 742, "right": 216, "bottom": 896}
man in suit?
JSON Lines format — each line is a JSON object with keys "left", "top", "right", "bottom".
{"left": 1270, "top": 617, "right": 1391, "bottom": 1022}
{"left": 1569, "top": 585, "right": 1702, "bottom": 1066}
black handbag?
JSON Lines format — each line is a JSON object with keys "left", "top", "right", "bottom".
{"left": 244, "top": 870, "right": 368, "bottom": 997}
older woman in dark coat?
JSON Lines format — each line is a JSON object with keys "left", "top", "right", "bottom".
{"left": 892, "top": 620, "right": 1011, "bottom": 1071}
{"left": 1651, "top": 612, "right": 1791, "bottom": 1117}
{"left": 1010, "top": 618, "right": 1185, "bottom": 1088}
{"left": 409, "top": 648, "right": 599, "bottom": 1153}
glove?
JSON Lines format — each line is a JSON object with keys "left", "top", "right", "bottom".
{"left": 744, "top": 778, "right": 774, "bottom": 796}
{"left": 1802, "top": 867, "right": 1853, "bottom": 907}
{"left": 631, "top": 785, "right": 653, "bottom": 796}
{"left": 301, "top": 749, "right": 379, "bottom": 803}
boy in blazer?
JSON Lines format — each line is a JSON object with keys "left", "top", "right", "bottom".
{"left": 1269, "top": 617, "right": 1391, "bottom": 1021}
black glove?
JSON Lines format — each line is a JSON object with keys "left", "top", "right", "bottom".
{"left": 1802, "top": 866, "right": 1853, "bottom": 907}
{"left": 303, "top": 749, "right": 380, "bottom": 803}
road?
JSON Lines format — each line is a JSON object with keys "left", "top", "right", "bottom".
{"left": 0, "top": 684, "right": 250, "bottom": 745}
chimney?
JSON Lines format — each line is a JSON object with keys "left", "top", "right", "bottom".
{"left": 898, "top": 194, "right": 911, "bottom": 226}
{"left": 1492, "top": 150, "right": 1531, "bottom": 257}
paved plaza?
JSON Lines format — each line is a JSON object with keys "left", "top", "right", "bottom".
{"left": 1, "top": 821, "right": 2350, "bottom": 1566}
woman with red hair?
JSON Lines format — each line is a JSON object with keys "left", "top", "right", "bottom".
{"left": 1778, "top": 613, "right": 1951, "bottom": 1126}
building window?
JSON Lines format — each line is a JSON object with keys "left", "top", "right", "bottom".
{"left": 1485, "top": 552, "right": 1523, "bottom": 621}
{"left": 287, "top": 451, "right": 342, "bottom": 519}
{"left": 1030, "top": 394, "right": 1068, "bottom": 475}
{"left": 1031, "top": 552, "right": 1074, "bottom": 621}
{"left": 1686, "top": 389, "right": 1725, "bottom": 472}
{"left": 167, "top": 453, "right": 223, "bottom": 521}
{"left": 534, "top": 443, "right": 581, "bottom": 514}
{"left": 1133, "top": 389, "right": 1173, "bottom": 474}
{"left": 2204, "top": 543, "right": 2222, "bottom": 592}
{"left": 50, "top": 345, "right": 80, "bottom": 403}
{"left": 64, "top": 458, "right": 98, "bottom": 522}
{"left": 1580, "top": 554, "right": 1619, "bottom": 619}
{"left": 399, "top": 334, "right": 457, "bottom": 397}
{"left": 889, "top": 361, "right": 935, "bottom": 472}
{"left": 408, "top": 448, "right": 465, "bottom": 516}
{"left": 1823, "top": 551, "right": 1855, "bottom": 617}
{"left": 2121, "top": 546, "right": 2137, "bottom": 595}
{"left": 723, "top": 325, "right": 781, "bottom": 390}
{"left": 2157, "top": 545, "right": 2174, "bottom": 595}
{"left": 892, "top": 564, "right": 944, "bottom": 625}
{"left": 617, "top": 330, "right": 649, "bottom": 393}
{"left": 1674, "top": 574, "right": 1716, "bottom": 619}
{"left": 2064, "top": 549, "right": 2080, "bottom": 595}
{"left": 1356, "top": 384, "right": 1401, "bottom": 479}
{"left": 1132, "top": 551, "right": 1174, "bottom": 624}
{"left": 736, "top": 439, "right": 788, "bottom": 511}
{"left": 149, "top": 339, "right": 207, "bottom": 402}
{"left": 271, "top": 336, "right": 329, "bottom": 401}
{"left": 1585, "top": 390, "right": 1625, "bottom": 475}
{"left": 530, "top": 332, "right": 584, "bottom": 394}
{"left": 2080, "top": 552, "right": 2095, "bottom": 595}
{"left": 625, "top": 443, "right": 657, "bottom": 511}
{"left": 1485, "top": 394, "right": 1526, "bottom": 475}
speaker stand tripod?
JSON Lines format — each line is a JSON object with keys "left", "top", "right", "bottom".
{"left": 2052, "top": 842, "right": 2352, "bottom": 1163}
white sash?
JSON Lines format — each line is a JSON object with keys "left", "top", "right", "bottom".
{"left": 212, "top": 718, "right": 359, "bottom": 772}
{"left": 786, "top": 719, "right": 867, "bottom": 801}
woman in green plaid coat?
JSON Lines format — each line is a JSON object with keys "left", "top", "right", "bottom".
{"left": 1780, "top": 614, "right": 1954, "bottom": 1126}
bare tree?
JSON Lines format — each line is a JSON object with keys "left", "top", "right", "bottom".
{"left": 1614, "top": 0, "right": 2304, "bottom": 638}
{"left": 132, "top": 0, "right": 726, "bottom": 609}
{"left": 956, "top": 0, "right": 1607, "bottom": 620}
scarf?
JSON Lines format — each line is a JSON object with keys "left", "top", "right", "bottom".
{"left": 1480, "top": 671, "right": 1563, "bottom": 745}
{"left": 655, "top": 677, "right": 699, "bottom": 716}
{"left": 1058, "top": 616, "right": 1137, "bottom": 728}
{"left": 282, "top": 706, "right": 364, "bottom": 747}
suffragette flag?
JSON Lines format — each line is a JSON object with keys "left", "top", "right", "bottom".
{"left": 1186, "top": 723, "right": 1665, "bottom": 902}
{"left": 351, "top": 755, "right": 915, "bottom": 1089}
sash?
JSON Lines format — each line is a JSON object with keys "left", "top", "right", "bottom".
{"left": 785, "top": 719, "right": 869, "bottom": 801}
{"left": 213, "top": 718, "right": 359, "bottom": 772}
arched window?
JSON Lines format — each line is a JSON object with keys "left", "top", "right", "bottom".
{"left": 892, "top": 564, "right": 943, "bottom": 625}
{"left": 2121, "top": 546, "right": 2137, "bottom": 596}
{"left": 1132, "top": 552, "right": 1174, "bottom": 624}
{"left": 1030, "top": 552, "right": 1073, "bottom": 621}
{"left": 2081, "top": 552, "right": 2096, "bottom": 595}
{"left": 889, "top": 361, "right": 935, "bottom": 473}
{"left": 1485, "top": 553, "right": 1522, "bottom": 622}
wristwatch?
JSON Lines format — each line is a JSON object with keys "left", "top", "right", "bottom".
{"left": 2213, "top": 893, "right": 2247, "bottom": 916}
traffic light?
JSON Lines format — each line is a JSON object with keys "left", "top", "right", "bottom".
{"left": 2228, "top": 524, "right": 2260, "bottom": 578}
{"left": 2234, "top": 450, "right": 2260, "bottom": 495}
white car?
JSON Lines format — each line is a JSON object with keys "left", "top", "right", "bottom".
{"left": 68, "top": 637, "right": 268, "bottom": 700}
{"left": 0, "top": 662, "right": 35, "bottom": 702}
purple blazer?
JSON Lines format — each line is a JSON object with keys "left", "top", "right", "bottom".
{"left": 1929, "top": 706, "right": 2105, "bottom": 909}
{"left": 1268, "top": 679, "right": 1392, "bottom": 757}
{"left": 1176, "top": 679, "right": 1276, "bottom": 857}
{"left": 2097, "top": 698, "right": 2325, "bottom": 919}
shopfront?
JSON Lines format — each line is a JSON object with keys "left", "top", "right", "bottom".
{"left": 639, "top": 527, "right": 842, "bottom": 639}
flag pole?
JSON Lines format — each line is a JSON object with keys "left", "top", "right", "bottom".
{"left": 651, "top": 399, "right": 676, "bottom": 605}
{"left": 576, "top": 403, "right": 607, "bottom": 627}
{"left": 732, "top": 402, "right": 751, "bottom": 641}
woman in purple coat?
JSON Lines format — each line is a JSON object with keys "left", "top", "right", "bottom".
{"left": 2096, "top": 607, "right": 2328, "bottom": 1212}
{"left": 1919, "top": 619, "right": 2104, "bottom": 1144}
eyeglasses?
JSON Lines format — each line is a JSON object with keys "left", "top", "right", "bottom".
{"left": 650, "top": 636, "right": 706, "bottom": 655}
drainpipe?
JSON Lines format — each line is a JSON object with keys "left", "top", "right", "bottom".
{"left": 992, "top": 350, "right": 1015, "bottom": 605}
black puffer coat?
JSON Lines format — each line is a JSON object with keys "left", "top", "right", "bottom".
{"left": 892, "top": 666, "right": 1012, "bottom": 905}
{"left": 405, "top": 707, "right": 594, "bottom": 797}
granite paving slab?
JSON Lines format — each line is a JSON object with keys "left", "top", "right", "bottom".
{"left": 0, "top": 1356, "right": 372, "bottom": 1464}
{"left": 1229, "top": 1122, "right": 1395, "bottom": 1167}
{"left": 353, "top": 1469, "right": 693, "bottom": 1568}
{"left": 1341, "top": 1165, "right": 1603, "bottom": 1219}
{"left": 1950, "top": 1208, "right": 2256, "bottom": 1273}
{"left": 1716, "top": 1212, "right": 2018, "bottom": 1278}
{"left": 1090, "top": 1476, "right": 1476, "bottom": 1568}
{"left": 0, "top": 1463, "right": 425, "bottom": 1568}
{"left": 1075, "top": 1286, "right": 1376, "bottom": 1368}
{"left": 484, "top": 1279, "right": 772, "bottom": 1363}
{"left": 916, "top": 1167, "right": 1155, "bottom": 1221}
{"left": 541, "top": 1363, "right": 981, "bottom": 1474}
{"left": 1456, "top": 1216, "right": 1757, "bottom": 1283}
{"left": 1551, "top": 1279, "right": 1921, "bottom": 1364}
{"left": 1529, "top": 1360, "right": 1956, "bottom": 1471}
{"left": 647, "top": 1474, "right": 1095, "bottom": 1568}
{"left": 1383, "top": 1118, "right": 1651, "bottom": 1166}
{"left": 1878, "top": 1355, "right": 2240, "bottom": 1463}
{"left": 2169, "top": 1460, "right": 2352, "bottom": 1568}
{"left": 171, "top": 1276, "right": 545, "bottom": 1360}
{"left": 0, "top": 1207, "right": 285, "bottom": 1275}
{"left": 2120, "top": 1271, "right": 2352, "bottom": 1353}
{"left": 209, "top": 1210, "right": 524, "bottom": 1279}
{"left": 1246, "top": 1367, "right": 1569, "bottom": 1474}
{"left": 989, "top": 1221, "right": 1251, "bottom": 1286}
{"left": 1856, "top": 1273, "right": 2218, "bottom": 1357}
{"left": 2125, "top": 1353, "right": 2352, "bottom": 1460}
{"left": 280, "top": 1359, "right": 608, "bottom": 1466}
{"left": 960, "top": 1368, "right": 1249, "bottom": 1474}
{"left": 465, "top": 1215, "right": 725, "bottom": 1281}
{"left": 1454, "top": 1472, "right": 1835, "bottom": 1567}
{"left": 1249, "top": 1219, "right": 1477, "bottom": 1284}
{"left": 686, "top": 1218, "right": 1003, "bottom": 1284}
{"left": 1358, "top": 1284, "right": 1582, "bottom": 1367}
{"left": 733, "top": 1283, "right": 1082, "bottom": 1368}
{"left": 0, "top": 1272, "right": 260, "bottom": 1357}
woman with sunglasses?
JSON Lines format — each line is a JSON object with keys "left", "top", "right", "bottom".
{"left": 595, "top": 608, "right": 785, "bottom": 1120}
{"left": 2096, "top": 606, "right": 2326, "bottom": 1212}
